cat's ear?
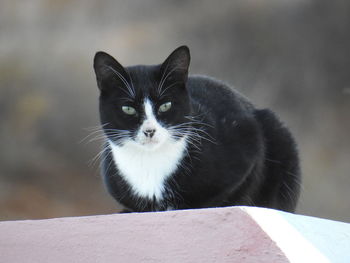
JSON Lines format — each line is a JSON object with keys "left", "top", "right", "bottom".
{"left": 93, "top": 51, "right": 128, "bottom": 91}
{"left": 160, "top": 46, "right": 191, "bottom": 82}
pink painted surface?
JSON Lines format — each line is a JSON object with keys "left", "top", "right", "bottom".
{"left": 0, "top": 207, "right": 287, "bottom": 263}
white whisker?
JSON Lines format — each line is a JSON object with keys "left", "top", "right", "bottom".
{"left": 107, "top": 66, "right": 135, "bottom": 98}
{"left": 157, "top": 66, "right": 187, "bottom": 97}
{"left": 159, "top": 81, "right": 182, "bottom": 98}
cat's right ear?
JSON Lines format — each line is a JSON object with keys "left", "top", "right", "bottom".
{"left": 160, "top": 46, "right": 191, "bottom": 83}
{"left": 93, "top": 51, "right": 128, "bottom": 91}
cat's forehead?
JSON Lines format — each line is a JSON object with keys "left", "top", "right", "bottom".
{"left": 125, "top": 65, "right": 163, "bottom": 98}
{"left": 127, "top": 65, "right": 160, "bottom": 85}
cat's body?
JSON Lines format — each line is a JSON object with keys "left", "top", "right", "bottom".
{"left": 93, "top": 46, "right": 301, "bottom": 213}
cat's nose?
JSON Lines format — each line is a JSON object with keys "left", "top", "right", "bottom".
{"left": 143, "top": 129, "right": 156, "bottom": 138}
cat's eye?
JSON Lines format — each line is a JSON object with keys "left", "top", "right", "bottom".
{"left": 122, "top": 106, "right": 137, "bottom": 115}
{"left": 159, "top": 102, "right": 172, "bottom": 113}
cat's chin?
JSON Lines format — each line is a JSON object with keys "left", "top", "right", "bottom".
{"left": 140, "top": 143, "right": 162, "bottom": 151}
{"left": 143, "top": 140, "right": 170, "bottom": 151}
{"left": 135, "top": 135, "right": 186, "bottom": 151}
{"left": 134, "top": 138, "right": 166, "bottom": 151}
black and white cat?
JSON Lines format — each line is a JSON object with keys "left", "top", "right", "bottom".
{"left": 93, "top": 46, "right": 301, "bottom": 213}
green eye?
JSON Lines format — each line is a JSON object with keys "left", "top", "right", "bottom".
{"left": 122, "top": 106, "right": 137, "bottom": 115}
{"left": 159, "top": 102, "right": 172, "bottom": 113}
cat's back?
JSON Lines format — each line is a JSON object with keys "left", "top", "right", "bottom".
{"left": 187, "top": 75, "right": 255, "bottom": 118}
{"left": 186, "top": 75, "right": 263, "bottom": 161}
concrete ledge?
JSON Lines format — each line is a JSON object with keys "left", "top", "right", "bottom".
{"left": 0, "top": 206, "right": 349, "bottom": 262}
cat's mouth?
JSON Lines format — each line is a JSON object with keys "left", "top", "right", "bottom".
{"left": 141, "top": 138, "right": 159, "bottom": 145}
{"left": 141, "top": 137, "right": 161, "bottom": 145}
{"left": 137, "top": 137, "right": 165, "bottom": 150}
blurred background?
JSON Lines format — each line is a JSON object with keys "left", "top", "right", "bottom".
{"left": 0, "top": 0, "right": 349, "bottom": 222}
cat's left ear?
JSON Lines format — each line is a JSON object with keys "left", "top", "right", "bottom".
{"left": 93, "top": 51, "right": 129, "bottom": 92}
{"left": 160, "top": 46, "right": 191, "bottom": 83}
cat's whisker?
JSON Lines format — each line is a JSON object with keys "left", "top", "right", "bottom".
{"left": 158, "top": 66, "right": 187, "bottom": 96}
{"left": 79, "top": 129, "right": 106, "bottom": 144}
{"left": 169, "top": 121, "right": 218, "bottom": 146}
{"left": 184, "top": 132, "right": 207, "bottom": 145}
{"left": 127, "top": 71, "right": 136, "bottom": 96}
{"left": 118, "top": 87, "right": 137, "bottom": 99}
{"left": 109, "top": 136, "right": 129, "bottom": 144}
{"left": 172, "top": 127, "right": 218, "bottom": 148}
{"left": 157, "top": 61, "right": 170, "bottom": 95}
{"left": 103, "top": 128, "right": 130, "bottom": 132}
{"left": 158, "top": 64, "right": 179, "bottom": 94}
{"left": 82, "top": 126, "right": 131, "bottom": 144}
{"left": 186, "top": 127, "right": 217, "bottom": 143}
{"left": 81, "top": 123, "right": 131, "bottom": 144}
{"left": 170, "top": 130, "right": 201, "bottom": 148}
{"left": 87, "top": 136, "right": 106, "bottom": 143}
{"left": 185, "top": 139, "right": 202, "bottom": 151}
{"left": 83, "top": 123, "right": 109, "bottom": 132}
{"left": 100, "top": 150, "right": 116, "bottom": 179}
{"left": 88, "top": 147, "right": 107, "bottom": 168}
{"left": 107, "top": 65, "right": 135, "bottom": 98}
{"left": 184, "top": 116, "right": 215, "bottom": 129}
{"left": 159, "top": 81, "right": 182, "bottom": 99}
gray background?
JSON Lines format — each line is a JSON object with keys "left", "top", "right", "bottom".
{"left": 1, "top": 0, "right": 349, "bottom": 222}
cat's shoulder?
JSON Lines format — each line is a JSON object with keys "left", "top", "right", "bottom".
{"left": 187, "top": 74, "right": 227, "bottom": 89}
{"left": 187, "top": 74, "right": 254, "bottom": 113}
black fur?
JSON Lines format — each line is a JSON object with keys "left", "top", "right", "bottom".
{"left": 93, "top": 46, "right": 301, "bottom": 212}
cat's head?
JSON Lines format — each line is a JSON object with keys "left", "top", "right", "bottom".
{"left": 93, "top": 46, "right": 191, "bottom": 151}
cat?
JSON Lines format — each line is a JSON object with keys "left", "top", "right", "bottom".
{"left": 93, "top": 46, "right": 301, "bottom": 213}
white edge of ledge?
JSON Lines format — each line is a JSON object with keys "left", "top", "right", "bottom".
{"left": 241, "top": 206, "right": 330, "bottom": 263}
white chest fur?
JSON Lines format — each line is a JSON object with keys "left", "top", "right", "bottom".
{"left": 109, "top": 138, "right": 187, "bottom": 200}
